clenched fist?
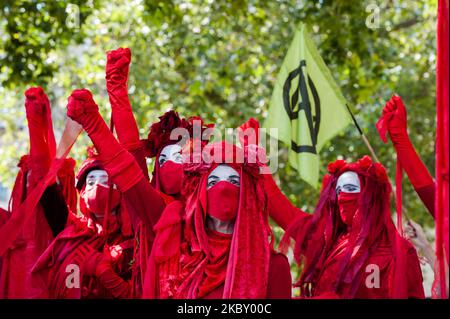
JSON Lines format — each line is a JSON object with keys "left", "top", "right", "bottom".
{"left": 66, "top": 89, "right": 99, "bottom": 126}
{"left": 382, "top": 95, "right": 408, "bottom": 136}
{"left": 106, "top": 47, "right": 131, "bottom": 83}
{"left": 25, "top": 86, "right": 50, "bottom": 120}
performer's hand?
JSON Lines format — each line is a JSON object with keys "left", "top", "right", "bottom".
{"left": 106, "top": 47, "right": 131, "bottom": 82}
{"left": 66, "top": 89, "right": 99, "bottom": 126}
{"left": 405, "top": 220, "right": 429, "bottom": 250}
{"left": 103, "top": 244, "right": 124, "bottom": 266}
{"left": 25, "top": 87, "right": 48, "bottom": 122}
{"left": 382, "top": 95, "right": 408, "bottom": 139}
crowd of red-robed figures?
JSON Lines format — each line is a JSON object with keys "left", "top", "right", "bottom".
{"left": 1, "top": 5, "right": 449, "bottom": 297}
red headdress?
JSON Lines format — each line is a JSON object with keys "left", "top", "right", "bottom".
{"left": 283, "top": 155, "right": 411, "bottom": 298}
{"left": 75, "top": 146, "right": 104, "bottom": 191}
{"left": 148, "top": 140, "right": 272, "bottom": 298}
{"left": 75, "top": 146, "right": 132, "bottom": 237}
{"left": 143, "top": 110, "right": 214, "bottom": 193}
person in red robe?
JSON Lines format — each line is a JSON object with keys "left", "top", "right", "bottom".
{"left": 279, "top": 156, "right": 424, "bottom": 299}
{"left": 0, "top": 87, "right": 72, "bottom": 298}
{"left": 64, "top": 89, "right": 291, "bottom": 298}
{"left": 142, "top": 141, "right": 292, "bottom": 299}
{"left": 105, "top": 47, "right": 214, "bottom": 296}
{"left": 31, "top": 146, "right": 138, "bottom": 298}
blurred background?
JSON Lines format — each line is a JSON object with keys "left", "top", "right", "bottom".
{"left": 0, "top": 0, "right": 438, "bottom": 295}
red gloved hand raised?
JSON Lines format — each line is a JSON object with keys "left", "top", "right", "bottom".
{"left": 24, "top": 87, "right": 56, "bottom": 189}
{"left": 25, "top": 87, "right": 49, "bottom": 121}
{"left": 382, "top": 95, "right": 408, "bottom": 144}
{"left": 66, "top": 88, "right": 144, "bottom": 193}
{"left": 376, "top": 95, "right": 435, "bottom": 217}
{"left": 106, "top": 47, "right": 131, "bottom": 85}
{"left": 67, "top": 89, "right": 99, "bottom": 127}
{"left": 105, "top": 48, "right": 147, "bottom": 180}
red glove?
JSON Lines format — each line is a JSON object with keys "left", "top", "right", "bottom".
{"left": 106, "top": 48, "right": 141, "bottom": 150}
{"left": 81, "top": 245, "right": 104, "bottom": 276}
{"left": 93, "top": 245, "right": 131, "bottom": 298}
{"left": 25, "top": 87, "right": 55, "bottom": 188}
{"left": 376, "top": 95, "right": 435, "bottom": 216}
{"left": 66, "top": 89, "right": 144, "bottom": 192}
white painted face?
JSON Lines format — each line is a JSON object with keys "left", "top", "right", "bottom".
{"left": 158, "top": 144, "right": 183, "bottom": 166}
{"left": 336, "top": 171, "right": 361, "bottom": 195}
{"left": 85, "top": 169, "right": 109, "bottom": 190}
{"left": 207, "top": 164, "right": 240, "bottom": 190}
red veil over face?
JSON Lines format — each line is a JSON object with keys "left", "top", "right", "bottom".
{"left": 146, "top": 141, "right": 273, "bottom": 299}
{"left": 283, "top": 156, "right": 416, "bottom": 299}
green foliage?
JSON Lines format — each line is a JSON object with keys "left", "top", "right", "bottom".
{"left": 0, "top": 0, "right": 437, "bottom": 283}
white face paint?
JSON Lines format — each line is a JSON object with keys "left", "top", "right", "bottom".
{"left": 158, "top": 144, "right": 182, "bottom": 166}
{"left": 207, "top": 164, "right": 240, "bottom": 190}
{"left": 85, "top": 169, "right": 109, "bottom": 190}
{"left": 336, "top": 171, "right": 361, "bottom": 195}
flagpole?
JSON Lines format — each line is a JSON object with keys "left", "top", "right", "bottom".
{"left": 345, "top": 104, "right": 411, "bottom": 223}
{"left": 345, "top": 104, "right": 380, "bottom": 162}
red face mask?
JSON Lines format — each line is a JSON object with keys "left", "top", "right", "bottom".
{"left": 207, "top": 181, "right": 240, "bottom": 222}
{"left": 337, "top": 192, "right": 360, "bottom": 226}
{"left": 80, "top": 183, "right": 121, "bottom": 216}
{"left": 159, "top": 161, "right": 183, "bottom": 195}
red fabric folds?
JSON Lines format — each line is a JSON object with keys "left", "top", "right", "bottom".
{"left": 434, "top": 0, "right": 449, "bottom": 299}
{"left": 282, "top": 156, "right": 424, "bottom": 298}
{"left": 143, "top": 141, "right": 274, "bottom": 299}
{"left": 376, "top": 95, "right": 435, "bottom": 217}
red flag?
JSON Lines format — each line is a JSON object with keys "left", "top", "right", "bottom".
{"left": 434, "top": 0, "right": 449, "bottom": 299}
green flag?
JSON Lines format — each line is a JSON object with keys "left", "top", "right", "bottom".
{"left": 264, "top": 23, "right": 351, "bottom": 187}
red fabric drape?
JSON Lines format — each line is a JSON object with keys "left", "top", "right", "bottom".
{"left": 0, "top": 119, "right": 82, "bottom": 256}
{"left": 434, "top": 0, "right": 449, "bottom": 299}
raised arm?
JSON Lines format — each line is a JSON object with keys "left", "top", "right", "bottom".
{"left": 66, "top": 89, "right": 165, "bottom": 231}
{"left": 263, "top": 172, "right": 309, "bottom": 231}
{"left": 377, "top": 95, "right": 435, "bottom": 217}
{"left": 25, "top": 87, "right": 69, "bottom": 235}
{"left": 24, "top": 87, "right": 55, "bottom": 191}
{"left": 106, "top": 48, "right": 149, "bottom": 180}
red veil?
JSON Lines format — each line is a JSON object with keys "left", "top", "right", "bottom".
{"left": 143, "top": 110, "right": 214, "bottom": 195}
{"left": 283, "top": 156, "right": 418, "bottom": 298}
{"left": 144, "top": 141, "right": 273, "bottom": 298}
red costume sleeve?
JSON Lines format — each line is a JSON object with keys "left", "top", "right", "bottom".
{"left": 376, "top": 96, "right": 435, "bottom": 217}
{"left": 95, "top": 259, "right": 132, "bottom": 299}
{"left": 406, "top": 246, "right": 426, "bottom": 299}
{"left": 66, "top": 89, "right": 165, "bottom": 231}
{"left": 266, "top": 252, "right": 292, "bottom": 299}
{"left": 106, "top": 48, "right": 149, "bottom": 181}
{"left": 122, "top": 178, "right": 165, "bottom": 238}
{"left": 25, "top": 87, "right": 55, "bottom": 190}
{"left": 25, "top": 87, "right": 69, "bottom": 237}
{"left": 263, "top": 173, "right": 308, "bottom": 231}
{"left": 66, "top": 89, "right": 143, "bottom": 193}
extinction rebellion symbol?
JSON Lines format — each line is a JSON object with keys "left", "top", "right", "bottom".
{"left": 283, "top": 60, "right": 321, "bottom": 154}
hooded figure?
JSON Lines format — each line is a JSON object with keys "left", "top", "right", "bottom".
{"left": 143, "top": 141, "right": 292, "bottom": 299}
{"left": 0, "top": 87, "right": 72, "bottom": 298}
{"left": 32, "top": 148, "right": 135, "bottom": 299}
{"left": 144, "top": 110, "right": 214, "bottom": 202}
{"left": 282, "top": 156, "right": 424, "bottom": 299}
